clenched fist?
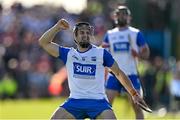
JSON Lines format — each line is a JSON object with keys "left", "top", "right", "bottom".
{"left": 55, "top": 19, "right": 70, "bottom": 30}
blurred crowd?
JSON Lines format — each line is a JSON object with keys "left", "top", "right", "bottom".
{"left": 0, "top": 0, "right": 179, "bottom": 112}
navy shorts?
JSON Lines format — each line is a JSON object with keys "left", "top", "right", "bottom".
{"left": 60, "top": 98, "right": 112, "bottom": 119}
{"left": 105, "top": 74, "right": 141, "bottom": 93}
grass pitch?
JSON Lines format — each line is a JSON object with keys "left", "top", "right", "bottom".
{"left": 0, "top": 97, "right": 180, "bottom": 119}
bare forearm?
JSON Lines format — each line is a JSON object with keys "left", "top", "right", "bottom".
{"left": 39, "top": 24, "right": 60, "bottom": 47}
{"left": 139, "top": 45, "right": 150, "bottom": 60}
{"left": 110, "top": 62, "right": 137, "bottom": 96}
{"left": 114, "top": 70, "right": 137, "bottom": 96}
{"left": 38, "top": 19, "right": 69, "bottom": 57}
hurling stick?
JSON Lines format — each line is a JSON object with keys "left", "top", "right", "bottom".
{"left": 137, "top": 101, "right": 152, "bottom": 113}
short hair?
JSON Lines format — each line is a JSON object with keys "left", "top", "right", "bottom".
{"left": 73, "top": 22, "right": 92, "bottom": 36}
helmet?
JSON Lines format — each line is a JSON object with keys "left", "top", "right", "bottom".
{"left": 114, "top": 5, "right": 131, "bottom": 27}
{"left": 114, "top": 5, "right": 131, "bottom": 16}
{"left": 73, "top": 22, "right": 94, "bottom": 37}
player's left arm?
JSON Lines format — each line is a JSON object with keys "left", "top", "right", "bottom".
{"left": 138, "top": 44, "right": 150, "bottom": 59}
{"left": 103, "top": 49, "right": 137, "bottom": 96}
{"left": 136, "top": 32, "right": 150, "bottom": 60}
{"left": 103, "top": 49, "right": 151, "bottom": 111}
{"left": 110, "top": 61, "right": 138, "bottom": 96}
{"left": 109, "top": 61, "right": 150, "bottom": 109}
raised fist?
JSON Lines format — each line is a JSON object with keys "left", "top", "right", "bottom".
{"left": 56, "top": 19, "right": 70, "bottom": 30}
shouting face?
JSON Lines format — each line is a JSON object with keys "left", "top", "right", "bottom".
{"left": 73, "top": 23, "right": 94, "bottom": 48}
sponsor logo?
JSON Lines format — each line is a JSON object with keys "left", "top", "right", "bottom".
{"left": 113, "top": 42, "right": 130, "bottom": 52}
{"left": 73, "top": 62, "right": 96, "bottom": 79}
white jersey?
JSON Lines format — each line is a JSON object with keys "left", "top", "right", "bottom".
{"left": 104, "top": 26, "right": 146, "bottom": 75}
{"left": 58, "top": 45, "right": 114, "bottom": 99}
{"left": 170, "top": 79, "right": 180, "bottom": 97}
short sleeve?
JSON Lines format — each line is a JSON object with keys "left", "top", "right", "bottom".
{"left": 103, "top": 33, "right": 109, "bottom": 44}
{"left": 103, "top": 49, "right": 114, "bottom": 67}
{"left": 136, "top": 32, "right": 146, "bottom": 47}
{"left": 58, "top": 47, "right": 70, "bottom": 64}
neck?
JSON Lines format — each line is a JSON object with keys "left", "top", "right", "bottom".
{"left": 77, "top": 44, "right": 91, "bottom": 52}
{"left": 117, "top": 25, "right": 128, "bottom": 30}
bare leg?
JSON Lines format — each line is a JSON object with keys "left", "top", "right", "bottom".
{"left": 106, "top": 89, "right": 119, "bottom": 105}
{"left": 96, "top": 109, "right": 116, "bottom": 119}
{"left": 127, "top": 91, "right": 144, "bottom": 120}
{"left": 50, "top": 107, "right": 75, "bottom": 120}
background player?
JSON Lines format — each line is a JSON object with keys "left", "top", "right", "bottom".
{"left": 38, "top": 18, "right": 149, "bottom": 119}
{"left": 102, "top": 5, "right": 150, "bottom": 119}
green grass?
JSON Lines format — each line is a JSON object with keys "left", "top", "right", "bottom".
{"left": 0, "top": 97, "right": 180, "bottom": 119}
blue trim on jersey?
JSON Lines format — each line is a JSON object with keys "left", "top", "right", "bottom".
{"left": 103, "top": 33, "right": 109, "bottom": 44}
{"left": 103, "top": 49, "right": 114, "bottom": 67}
{"left": 136, "top": 32, "right": 146, "bottom": 47}
{"left": 58, "top": 47, "right": 70, "bottom": 64}
{"left": 61, "top": 98, "right": 112, "bottom": 119}
{"left": 106, "top": 74, "right": 141, "bottom": 92}
{"left": 77, "top": 45, "right": 92, "bottom": 53}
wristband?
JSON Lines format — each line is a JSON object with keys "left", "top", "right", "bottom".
{"left": 130, "top": 89, "right": 138, "bottom": 97}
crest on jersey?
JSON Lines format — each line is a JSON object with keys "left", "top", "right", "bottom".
{"left": 91, "top": 56, "right": 97, "bottom": 61}
{"left": 82, "top": 56, "right": 87, "bottom": 61}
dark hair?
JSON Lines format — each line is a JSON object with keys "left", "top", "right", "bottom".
{"left": 73, "top": 22, "right": 91, "bottom": 36}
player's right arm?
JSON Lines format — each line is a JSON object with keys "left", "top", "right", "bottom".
{"left": 101, "top": 33, "right": 110, "bottom": 48}
{"left": 39, "top": 19, "right": 70, "bottom": 57}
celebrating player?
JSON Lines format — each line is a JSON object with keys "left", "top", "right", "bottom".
{"left": 39, "top": 18, "right": 149, "bottom": 119}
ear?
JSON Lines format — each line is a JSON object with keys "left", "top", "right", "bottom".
{"left": 127, "top": 16, "right": 132, "bottom": 24}
{"left": 73, "top": 32, "right": 78, "bottom": 43}
{"left": 90, "top": 26, "right": 94, "bottom": 36}
{"left": 128, "top": 16, "right": 132, "bottom": 20}
{"left": 113, "top": 13, "right": 118, "bottom": 20}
